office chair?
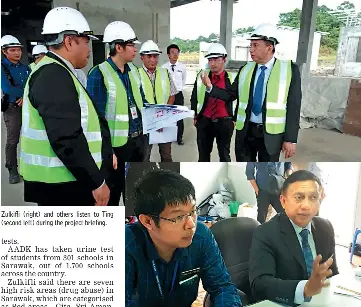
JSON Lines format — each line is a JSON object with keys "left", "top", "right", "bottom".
{"left": 350, "top": 227, "right": 361, "bottom": 263}
{"left": 203, "top": 217, "right": 260, "bottom": 307}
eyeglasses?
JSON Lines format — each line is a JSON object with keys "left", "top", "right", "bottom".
{"left": 149, "top": 209, "right": 199, "bottom": 224}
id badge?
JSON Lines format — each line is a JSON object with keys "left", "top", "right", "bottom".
{"left": 130, "top": 106, "right": 138, "bottom": 119}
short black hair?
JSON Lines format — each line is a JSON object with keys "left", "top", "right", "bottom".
{"left": 109, "top": 42, "right": 127, "bottom": 56}
{"left": 134, "top": 170, "right": 195, "bottom": 226}
{"left": 281, "top": 170, "right": 322, "bottom": 195}
{"left": 167, "top": 44, "right": 180, "bottom": 55}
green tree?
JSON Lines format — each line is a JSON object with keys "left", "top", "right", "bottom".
{"left": 233, "top": 26, "right": 255, "bottom": 35}
{"left": 277, "top": 2, "right": 361, "bottom": 50}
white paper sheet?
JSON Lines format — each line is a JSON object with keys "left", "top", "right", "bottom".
{"left": 141, "top": 104, "right": 194, "bottom": 134}
{"left": 149, "top": 126, "right": 178, "bottom": 145}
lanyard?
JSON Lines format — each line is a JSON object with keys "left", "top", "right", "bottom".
{"left": 152, "top": 260, "right": 179, "bottom": 301}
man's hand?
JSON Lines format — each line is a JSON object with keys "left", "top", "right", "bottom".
{"left": 112, "top": 154, "right": 117, "bottom": 170}
{"left": 255, "top": 187, "right": 259, "bottom": 196}
{"left": 200, "top": 70, "right": 212, "bottom": 89}
{"left": 193, "top": 118, "right": 197, "bottom": 126}
{"left": 304, "top": 255, "right": 333, "bottom": 298}
{"left": 282, "top": 142, "right": 296, "bottom": 159}
{"left": 92, "top": 183, "right": 110, "bottom": 206}
{"left": 16, "top": 98, "right": 23, "bottom": 107}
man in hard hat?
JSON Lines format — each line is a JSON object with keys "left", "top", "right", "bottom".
{"left": 1, "top": 35, "right": 31, "bottom": 184}
{"left": 162, "top": 43, "right": 187, "bottom": 145}
{"left": 201, "top": 24, "right": 301, "bottom": 162}
{"left": 191, "top": 43, "right": 235, "bottom": 162}
{"left": 87, "top": 21, "right": 148, "bottom": 206}
{"left": 20, "top": 7, "right": 114, "bottom": 206}
{"left": 30, "top": 44, "right": 47, "bottom": 70}
{"left": 139, "top": 40, "right": 177, "bottom": 162}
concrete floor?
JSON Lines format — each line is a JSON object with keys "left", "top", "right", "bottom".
{"left": 2, "top": 85, "right": 361, "bottom": 205}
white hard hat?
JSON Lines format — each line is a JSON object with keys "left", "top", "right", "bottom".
{"left": 1, "top": 35, "right": 23, "bottom": 49}
{"left": 103, "top": 21, "right": 141, "bottom": 44}
{"left": 204, "top": 43, "right": 227, "bottom": 59}
{"left": 139, "top": 40, "right": 162, "bottom": 55}
{"left": 32, "top": 44, "right": 48, "bottom": 56}
{"left": 42, "top": 7, "right": 98, "bottom": 42}
{"left": 249, "top": 23, "right": 279, "bottom": 44}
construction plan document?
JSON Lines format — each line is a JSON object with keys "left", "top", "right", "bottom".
{"left": 141, "top": 104, "right": 195, "bottom": 134}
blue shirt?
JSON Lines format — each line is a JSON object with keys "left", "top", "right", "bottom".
{"left": 246, "top": 162, "right": 293, "bottom": 191}
{"left": 87, "top": 58, "right": 147, "bottom": 136}
{"left": 125, "top": 221, "right": 242, "bottom": 307}
{"left": 1, "top": 58, "right": 30, "bottom": 103}
{"left": 250, "top": 57, "right": 275, "bottom": 124}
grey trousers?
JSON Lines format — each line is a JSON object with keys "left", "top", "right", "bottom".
{"left": 3, "top": 104, "right": 22, "bottom": 169}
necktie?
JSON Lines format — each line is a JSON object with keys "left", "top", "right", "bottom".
{"left": 210, "top": 75, "right": 220, "bottom": 120}
{"left": 171, "top": 64, "right": 175, "bottom": 72}
{"left": 300, "top": 229, "right": 314, "bottom": 278}
{"left": 252, "top": 65, "right": 267, "bottom": 116}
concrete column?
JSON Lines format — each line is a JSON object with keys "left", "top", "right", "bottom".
{"left": 296, "top": 0, "right": 318, "bottom": 89}
{"left": 219, "top": 0, "right": 233, "bottom": 58}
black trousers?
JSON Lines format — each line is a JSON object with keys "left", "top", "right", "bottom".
{"left": 174, "top": 91, "right": 184, "bottom": 142}
{"left": 196, "top": 116, "right": 233, "bottom": 162}
{"left": 236, "top": 122, "right": 279, "bottom": 162}
{"left": 3, "top": 104, "right": 22, "bottom": 169}
{"left": 109, "top": 134, "right": 148, "bottom": 206}
{"left": 257, "top": 189, "right": 283, "bottom": 224}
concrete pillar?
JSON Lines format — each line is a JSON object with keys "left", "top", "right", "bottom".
{"left": 296, "top": 0, "right": 318, "bottom": 89}
{"left": 219, "top": 0, "right": 233, "bottom": 58}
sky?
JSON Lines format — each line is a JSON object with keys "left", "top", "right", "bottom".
{"left": 170, "top": 0, "right": 361, "bottom": 39}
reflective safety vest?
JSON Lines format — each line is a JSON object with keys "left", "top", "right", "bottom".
{"left": 29, "top": 63, "right": 36, "bottom": 71}
{"left": 196, "top": 69, "right": 234, "bottom": 114}
{"left": 20, "top": 55, "right": 103, "bottom": 183}
{"left": 236, "top": 60, "right": 292, "bottom": 134}
{"left": 98, "top": 61, "right": 144, "bottom": 147}
{"left": 138, "top": 67, "right": 170, "bottom": 104}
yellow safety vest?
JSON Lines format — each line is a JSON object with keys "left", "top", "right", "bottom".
{"left": 236, "top": 60, "right": 292, "bottom": 134}
{"left": 20, "top": 55, "right": 102, "bottom": 183}
{"left": 98, "top": 61, "right": 144, "bottom": 147}
{"left": 29, "top": 62, "right": 36, "bottom": 71}
{"left": 196, "top": 69, "right": 234, "bottom": 114}
{"left": 138, "top": 67, "right": 171, "bottom": 104}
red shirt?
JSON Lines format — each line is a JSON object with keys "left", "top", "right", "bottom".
{"left": 202, "top": 71, "right": 230, "bottom": 119}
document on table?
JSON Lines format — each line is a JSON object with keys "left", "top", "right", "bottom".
{"left": 141, "top": 104, "right": 194, "bottom": 133}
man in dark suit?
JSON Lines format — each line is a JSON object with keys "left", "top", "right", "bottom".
{"left": 201, "top": 23, "right": 301, "bottom": 162}
{"left": 191, "top": 43, "right": 235, "bottom": 162}
{"left": 249, "top": 170, "right": 338, "bottom": 306}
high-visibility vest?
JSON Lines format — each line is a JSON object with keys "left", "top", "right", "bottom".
{"left": 29, "top": 62, "right": 36, "bottom": 70}
{"left": 195, "top": 69, "right": 234, "bottom": 114}
{"left": 236, "top": 60, "right": 292, "bottom": 134}
{"left": 138, "top": 67, "right": 170, "bottom": 104}
{"left": 98, "top": 60, "right": 144, "bottom": 147}
{"left": 20, "top": 55, "right": 102, "bottom": 183}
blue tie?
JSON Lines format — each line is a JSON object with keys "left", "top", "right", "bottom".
{"left": 300, "top": 229, "right": 314, "bottom": 278}
{"left": 252, "top": 65, "right": 267, "bottom": 116}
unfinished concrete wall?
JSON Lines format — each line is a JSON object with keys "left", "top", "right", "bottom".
{"left": 52, "top": 0, "right": 171, "bottom": 71}
{"left": 300, "top": 76, "right": 352, "bottom": 131}
{"left": 335, "top": 27, "right": 361, "bottom": 78}
{"left": 356, "top": 39, "right": 361, "bottom": 63}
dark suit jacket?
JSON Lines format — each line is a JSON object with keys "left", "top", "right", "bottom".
{"left": 209, "top": 59, "right": 301, "bottom": 155}
{"left": 190, "top": 70, "right": 235, "bottom": 120}
{"left": 25, "top": 52, "right": 113, "bottom": 205}
{"left": 249, "top": 212, "right": 339, "bottom": 306}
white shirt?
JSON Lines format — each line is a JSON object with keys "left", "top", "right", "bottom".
{"left": 162, "top": 61, "right": 187, "bottom": 92}
{"left": 250, "top": 57, "right": 276, "bottom": 124}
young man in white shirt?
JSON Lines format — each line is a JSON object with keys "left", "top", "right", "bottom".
{"left": 162, "top": 44, "right": 187, "bottom": 145}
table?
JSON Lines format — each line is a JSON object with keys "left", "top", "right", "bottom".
{"left": 249, "top": 272, "right": 361, "bottom": 307}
